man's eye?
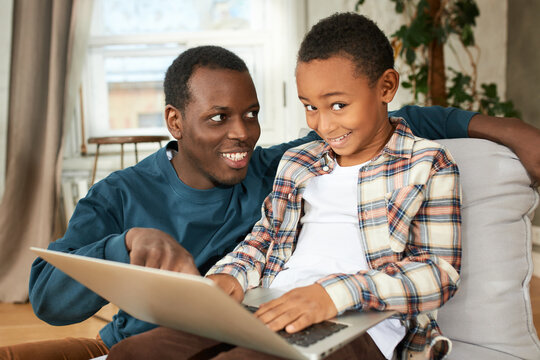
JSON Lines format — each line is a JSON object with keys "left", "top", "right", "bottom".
{"left": 331, "top": 103, "right": 346, "bottom": 110}
{"left": 245, "top": 110, "right": 259, "bottom": 119}
{"left": 210, "top": 114, "right": 226, "bottom": 122}
{"left": 305, "top": 105, "right": 317, "bottom": 111}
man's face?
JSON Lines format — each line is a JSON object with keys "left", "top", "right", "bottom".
{"left": 169, "top": 67, "right": 261, "bottom": 189}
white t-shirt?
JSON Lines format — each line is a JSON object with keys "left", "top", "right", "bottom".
{"left": 270, "top": 161, "right": 406, "bottom": 360}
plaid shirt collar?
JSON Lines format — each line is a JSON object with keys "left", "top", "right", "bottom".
{"left": 309, "top": 117, "right": 415, "bottom": 173}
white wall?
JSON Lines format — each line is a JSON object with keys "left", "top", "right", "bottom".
{"left": 0, "top": 0, "right": 13, "bottom": 201}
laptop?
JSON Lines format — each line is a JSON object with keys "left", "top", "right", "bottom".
{"left": 30, "top": 247, "right": 397, "bottom": 360}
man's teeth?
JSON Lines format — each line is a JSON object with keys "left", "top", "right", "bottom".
{"left": 222, "top": 152, "right": 248, "bottom": 161}
{"left": 329, "top": 132, "right": 350, "bottom": 142}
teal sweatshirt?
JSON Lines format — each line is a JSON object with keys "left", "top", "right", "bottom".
{"left": 29, "top": 106, "right": 475, "bottom": 348}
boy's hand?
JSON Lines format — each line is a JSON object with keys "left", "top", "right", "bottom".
{"left": 254, "top": 283, "right": 338, "bottom": 333}
{"left": 207, "top": 274, "right": 244, "bottom": 303}
{"left": 125, "top": 227, "right": 200, "bottom": 275}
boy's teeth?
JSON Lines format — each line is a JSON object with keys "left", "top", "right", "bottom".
{"left": 222, "top": 152, "right": 247, "bottom": 161}
{"left": 330, "top": 132, "right": 350, "bottom": 142}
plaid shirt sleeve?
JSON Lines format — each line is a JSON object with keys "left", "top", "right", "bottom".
{"left": 317, "top": 149, "right": 462, "bottom": 318}
{"left": 206, "top": 192, "right": 276, "bottom": 291}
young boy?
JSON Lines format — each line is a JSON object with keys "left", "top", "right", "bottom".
{"left": 108, "top": 13, "right": 460, "bottom": 360}
{"left": 207, "top": 12, "right": 461, "bottom": 360}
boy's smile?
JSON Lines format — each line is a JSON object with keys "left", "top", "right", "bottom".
{"left": 296, "top": 56, "right": 398, "bottom": 166}
{"left": 166, "top": 67, "right": 261, "bottom": 189}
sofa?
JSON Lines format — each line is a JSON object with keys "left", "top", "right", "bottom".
{"left": 435, "top": 138, "right": 540, "bottom": 359}
{"left": 91, "top": 138, "right": 540, "bottom": 359}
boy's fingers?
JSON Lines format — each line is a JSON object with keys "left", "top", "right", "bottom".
{"left": 285, "top": 314, "right": 312, "bottom": 333}
{"left": 255, "top": 296, "right": 287, "bottom": 317}
{"left": 256, "top": 299, "right": 297, "bottom": 325}
{"left": 255, "top": 303, "right": 284, "bottom": 322}
{"left": 230, "top": 287, "right": 244, "bottom": 303}
{"left": 207, "top": 274, "right": 242, "bottom": 300}
{"left": 265, "top": 309, "right": 303, "bottom": 332}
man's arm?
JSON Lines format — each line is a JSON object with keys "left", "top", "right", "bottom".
{"left": 30, "top": 183, "right": 198, "bottom": 325}
{"left": 30, "top": 189, "right": 129, "bottom": 325}
{"left": 468, "top": 115, "right": 540, "bottom": 184}
{"left": 391, "top": 105, "right": 540, "bottom": 184}
{"left": 389, "top": 105, "right": 473, "bottom": 139}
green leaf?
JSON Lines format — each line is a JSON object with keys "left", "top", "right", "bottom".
{"left": 447, "top": 71, "right": 474, "bottom": 106}
{"left": 481, "top": 83, "right": 498, "bottom": 99}
{"left": 354, "top": 0, "right": 365, "bottom": 12}
{"left": 389, "top": 0, "right": 405, "bottom": 13}
{"left": 501, "top": 101, "right": 522, "bottom": 118}
{"left": 461, "top": 24, "right": 474, "bottom": 46}
{"left": 395, "top": 0, "right": 405, "bottom": 13}
{"left": 406, "top": 47, "right": 416, "bottom": 64}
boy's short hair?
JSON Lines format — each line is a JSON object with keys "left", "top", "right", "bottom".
{"left": 298, "top": 12, "right": 394, "bottom": 86}
{"left": 164, "top": 46, "right": 248, "bottom": 113}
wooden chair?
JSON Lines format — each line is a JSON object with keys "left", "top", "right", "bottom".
{"left": 87, "top": 135, "right": 170, "bottom": 185}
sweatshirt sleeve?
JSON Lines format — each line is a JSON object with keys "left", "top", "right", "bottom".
{"left": 390, "top": 105, "right": 477, "bottom": 139}
{"left": 29, "top": 183, "right": 130, "bottom": 325}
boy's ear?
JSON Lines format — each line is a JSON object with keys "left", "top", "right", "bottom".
{"left": 379, "top": 69, "right": 400, "bottom": 104}
{"left": 165, "top": 105, "right": 183, "bottom": 140}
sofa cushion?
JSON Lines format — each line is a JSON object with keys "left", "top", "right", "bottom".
{"left": 436, "top": 139, "right": 540, "bottom": 359}
{"left": 449, "top": 341, "right": 522, "bottom": 360}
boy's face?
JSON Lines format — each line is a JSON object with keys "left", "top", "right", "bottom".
{"left": 166, "top": 67, "right": 261, "bottom": 189}
{"left": 296, "top": 56, "right": 396, "bottom": 166}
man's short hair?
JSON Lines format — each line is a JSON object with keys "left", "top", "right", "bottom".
{"left": 164, "top": 46, "right": 248, "bottom": 113}
{"left": 297, "top": 12, "right": 394, "bottom": 86}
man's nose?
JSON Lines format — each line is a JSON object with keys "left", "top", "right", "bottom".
{"left": 228, "top": 116, "right": 249, "bottom": 141}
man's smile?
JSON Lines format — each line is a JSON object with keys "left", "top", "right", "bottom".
{"left": 221, "top": 150, "right": 251, "bottom": 169}
{"left": 221, "top": 151, "right": 248, "bottom": 161}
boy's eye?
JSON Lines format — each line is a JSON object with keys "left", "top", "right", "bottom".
{"left": 331, "top": 103, "right": 346, "bottom": 110}
{"left": 210, "top": 114, "right": 226, "bottom": 122}
{"left": 305, "top": 105, "right": 317, "bottom": 111}
{"left": 245, "top": 110, "right": 259, "bottom": 119}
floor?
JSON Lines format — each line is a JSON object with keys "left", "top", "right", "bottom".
{"left": 0, "top": 303, "right": 118, "bottom": 347}
{"left": 1, "top": 277, "right": 540, "bottom": 347}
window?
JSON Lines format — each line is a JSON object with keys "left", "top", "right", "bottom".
{"left": 81, "top": 0, "right": 304, "bottom": 146}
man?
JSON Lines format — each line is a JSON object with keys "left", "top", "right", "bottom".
{"left": 2, "top": 45, "right": 538, "bottom": 360}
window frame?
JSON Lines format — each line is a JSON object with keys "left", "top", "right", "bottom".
{"left": 77, "top": 0, "right": 307, "bottom": 156}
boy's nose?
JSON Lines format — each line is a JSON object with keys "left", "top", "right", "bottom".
{"left": 316, "top": 112, "right": 336, "bottom": 135}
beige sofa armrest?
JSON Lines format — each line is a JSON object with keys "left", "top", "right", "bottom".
{"left": 436, "top": 139, "right": 540, "bottom": 360}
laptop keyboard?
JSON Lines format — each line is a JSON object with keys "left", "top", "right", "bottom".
{"left": 244, "top": 305, "right": 348, "bottom": 347}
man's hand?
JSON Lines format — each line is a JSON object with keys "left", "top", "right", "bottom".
{"left": 468, "top": 115, "right": 540, "bottom": 185}
{"left": 206, "top": 274, "right": 244, "bottom": 303}
{"left": 254, "top": 283, "right": 338, "bottom": 333}
{"left": 125, "top": 228, "right": 200, "bottom": 275}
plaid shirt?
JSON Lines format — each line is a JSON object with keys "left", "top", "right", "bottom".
{"left": 208, "top": 118, "right": 461, "bottom": 359}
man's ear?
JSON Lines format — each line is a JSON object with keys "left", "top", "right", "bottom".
{"left": 165, "top": 105, "right": 183, "bottom": 140}
{"left": 379, "top": 69, "right": 399, "bottom": 104}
